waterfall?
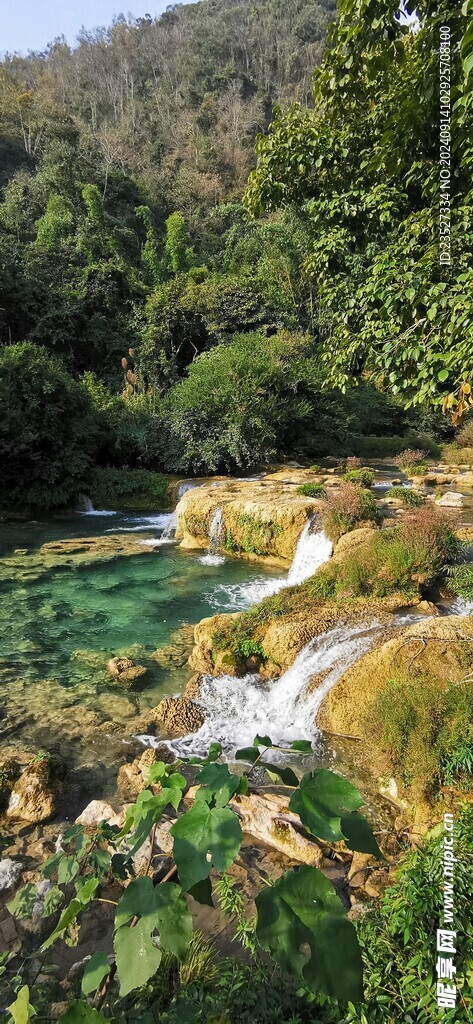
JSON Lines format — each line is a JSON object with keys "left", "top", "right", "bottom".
{"left": 200, "top": 508, "right": 225, "bottom": 566}
{"left": 286, "top": 521, "right": 333, "bottom": 586}
{"left": 207, "top": 519, "right": 333, "bottom": 610}
{"left": 76, "top": 493, "right": 117, "bottom": 517}
{"left": 138, "top": 620, "right": 385, "bottom": 757}
{"left": 76, "top": 493, "right": 94, "bottom": 512}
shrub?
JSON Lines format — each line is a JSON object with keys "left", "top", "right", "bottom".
{"left": 345, "top": 456, "right": 361, "bottom": 470}
{"left": 392, "top": 448, "right": 426, "bottom": 469}
{"left": 404, "top": 462, "right": 429, "bottom": 476}
{"left": 0, "top": 342, "right": 99, "bottom": 511}
{"left": 446, "top": 563, "right": 473, "bottom": 601}
{"left": 297, "top": 482, "right": 326, "bottom": 497}
{"left": 308, "top": 506, "right": 461, "bottom": 600}
{"left": 368, "top": 672, "right": 473, "bottom": 797}
{"left": 321, "top": 483, "right": 380, "bottom": 542}
{"left": 386, "top": 487, "right": 425, "bottom": 507}
{"left": 441, "top": 443, "right": 473, "bottom": 465}
{"left": 343, "top": 468, "right": 375, "bottom": 487}
{"left": 456, "top": 417, "right": 473, "bottom": 448}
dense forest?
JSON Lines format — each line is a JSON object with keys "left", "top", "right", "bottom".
{"left": 0, "top": 0, "right": 471, "bottom": 510}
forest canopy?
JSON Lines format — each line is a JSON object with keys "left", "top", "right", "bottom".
{"left": 0, "top": 0, "right": 471, "bottom": 508}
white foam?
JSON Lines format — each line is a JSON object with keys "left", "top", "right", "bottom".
{"left": 207, "top": 521, "right": 333, "bottom": 610}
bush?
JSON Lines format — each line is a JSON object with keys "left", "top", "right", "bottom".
{"left": 297, "top": 482, "right": 326, "bottom": 497}
{"left": 82, "top": 372, "right": 164, "bottom": 468}
{"left": 446, "top": 563, "right": 473, "bottom": 601}
{"left": 386, "top": 487, "right": 425, "bottom": 507}
{"left": 368, "top": 672, "right": 473, "bottom": 797}
{"left": 441, "top": 443, "right": 473, "bottom": 465}
{"left": 456, "top": 417, "right": 473, "bottom": 448}
{"left": 350, "top": 433, "right": 440, "bottom": 459}
{"left": 164, "top": 331, "right": 318, "bottom": 473}
{"left": 321, "top": 483, "right": 380, "bottom": 542}
{"left": 345, "top": 456, "right": 361, "bottom": 470}
{"left": 88, "top": 467, "right": 172, "bottom": 510}
{"left": 392, "top": 448, "right": 426, "bottom": 469}
{"left": 309, "top": 506, "right": 461, "bottom": 600}
{"left": 0, "top": 342, "right": 99, "bottom": 510}
{"left": 343, "top": 468, "right": 375, "bottom": 487}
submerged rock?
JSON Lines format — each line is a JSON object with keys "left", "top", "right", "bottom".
{"left": 7, "top": 754, "right": 64, "bottom": 824}
{"left": 150, "top": 696, "right": 205, "bottom": 736}
{"left": 107, "top": 656, "right": 147, "bottom": 687}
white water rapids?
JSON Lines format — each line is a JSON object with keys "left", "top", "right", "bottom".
{"left": 207, "top": 519, "right": 333, "bottom": 610}
{"left": 138, "top": 618, "right": 414, "bottom": 758}
{"left": 200, "top": 508, "right": 226, "bottom": 566}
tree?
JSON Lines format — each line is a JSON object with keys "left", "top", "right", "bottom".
{"left": 0, "top": 343, "right": 99, "bottom": 509}
{"left": 165, "top": 331, "right": 317, "bottom": 472}
{"left": 164, "top": 212, "right": 195, "bottom": 275}
{"left": 244, "top": 0, "right": 473, "bottom": 420}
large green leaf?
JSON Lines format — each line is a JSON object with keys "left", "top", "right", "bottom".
{"left": 170, "top": 800, "right": 242, "bottom": 891}
{"left": 7, "top": 986, "right": 33, "bottom": 1024}
{"left": 41, "top": 899, "right": 82, "bottom": 950}
{"left": 57, "top": 1004, "right": 107, "bottom": 1023}
{"left": 340, "top": 811, "right": 383, "bottom": 857}
{"left": 255, "top": 866, "right": 363, "bottom": 1001}
{"left": 196, "top": 762, "right": 241, "bottom": 806}
{"left": 154, "top": 882, "right": 193, "bottom": 958}
{"left": 289, "top": 769, "right": 363, "bottom": 842}
{"left": 114, "top": 918, "right": 162, "bottom": 997}
{"left": 263, "top": 763, "right": 299, "bottom": 787}
{"left": 115, "top": 877, "right": 192, "bottom": 960}
{"left": 81, "top": 951, "right": 110, "bottom": 995}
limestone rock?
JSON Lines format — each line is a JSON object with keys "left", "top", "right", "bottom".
{"left": 319, "top": 615, "right": 473, "bottom": 766}
{"left": 230, "top": 791, "right": 324, "bottom": 866}
{"left": 0, "top": 858, "right": 24, "bottom": 892}
{"left": 151, "top": 696, "right": 205, "bottom": 736}
{"left": 435, "top": 491, "right": 464, "bottom": 508}
{"left": 107, "top": 656, "right": 147, "bottom": 687}
{"left": 76, "top": 800, "right": 124, "bottom": 828}
{"left": 7, "top": 755, "right": 64, "bottom": 824}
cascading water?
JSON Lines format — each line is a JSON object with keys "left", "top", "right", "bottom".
{"left": 139, "top": 621, "right": 383, "bottom": 757}
{"left": 76, "top": 494, "right": 117, "bottom": 517}
{"left": 207, "top": 519, "right": 333, "bottom": 610}
{"left": 200, "top": 507, "right": 225, "bottom": 566}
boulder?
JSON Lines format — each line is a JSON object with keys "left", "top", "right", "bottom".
{"left": 7, "top": 754, "right": 64, "bottom": 824}
{"left": 107, "top": 656, "right": 147, "bottom": 687}
{"left": 150, "top": 696, "right": 205, "bottom": 736}
{"left": 76, "top": 800, "right": 124, "bottom": 828}
{"left": 230, "top": 791, "right": 324, "bottom": 866}
{"left": 435, "top": 491, "right": 464, "bottom": 508}
{"left": 0, "top": 858, "right": 24, "bottom": 893}
{"left": 319, "top": 615, "right": 473, "bottom": 741}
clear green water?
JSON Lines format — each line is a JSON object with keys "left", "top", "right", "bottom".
{"left": 0, "top": 509, "right": 284, "bottom": 799}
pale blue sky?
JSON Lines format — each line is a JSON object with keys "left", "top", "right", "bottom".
{"left": 0, "top": 1, "right": 183, "bottom": 55}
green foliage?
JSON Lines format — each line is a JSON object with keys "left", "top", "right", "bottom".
{"left": 164, "top": 214, "right": 195, "bottom": 275}
{"left": 5, "top": 741, "right": 381, "bottom": 1015}
{"left": 386, "top": 487, "right": 425, "bottom": 507}
{"left": 244, "top": 0, "right": 473, "bottom": 415}
{"left": 88, "top": 467, "right": 171, "bottom": 511}
{"left": 297, "top": 482, "right": 325, "bottom": 497}
{"left": 343, "top": 469, "right": 374, "bottom": 487}
{"left": 224, "top": 514, "right": 283, "bottom": 556}
{"left": 446, "top": 562, "right": 473, "bottom": 601}
{"left": 256, "top": 866, "right": 364, "bottom": 1001}
{"left": 309, "top": 508, "right": 461, "bottom": 601}
{"left": 0, "top": 343, "right": 98, "bottom": 510}
{"left": 81, "top": 373, "right": 165, "bottom": 470}
{"left": 368, "top": 673, "right": 473, "bottom": 798}
{"left": 164, "top": 331, "right": 318, "bottom": 473}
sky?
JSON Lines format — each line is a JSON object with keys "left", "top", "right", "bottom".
{"left": 0, "top": 0, "right": 181, "bottom": 55}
